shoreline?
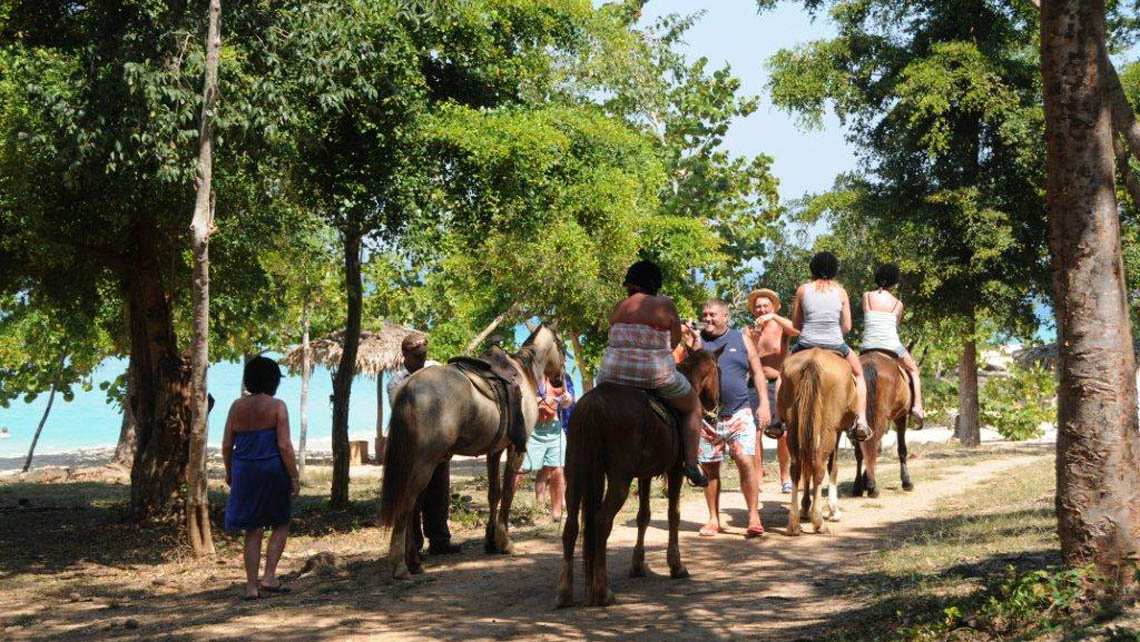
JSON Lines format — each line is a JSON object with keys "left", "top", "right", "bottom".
{"left": 0, "top": 424, "right": 1056, "bottom": 475}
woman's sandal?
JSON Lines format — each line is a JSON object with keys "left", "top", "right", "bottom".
{"left": 698, "top": 524, "right": 722, "bottom": 537}
{"left": 746, "top": 523, "right": 766, "bottom": 538}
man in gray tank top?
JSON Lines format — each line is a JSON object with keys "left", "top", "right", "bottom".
{"left": 693, "top": 299, "right": 770, "bottom": 538}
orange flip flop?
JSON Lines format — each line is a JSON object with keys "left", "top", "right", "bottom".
{"left": 746, "top": 523, "right": 766, "bottom": 538}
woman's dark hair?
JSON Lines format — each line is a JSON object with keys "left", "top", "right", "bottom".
{"left": 244, "top": 356, "right": 283, "bottom": 396}
{"left": 809, "top": 251, "right": 839, "bottom": 280}
{"left": 623, "top": 260, "right": 663, "bottom": 295}
{"left": 875, "top": 263, "right": 901, "bottom": 289}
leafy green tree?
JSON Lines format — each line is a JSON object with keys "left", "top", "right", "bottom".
{"left": 765, "top": 0, "right": 1051, "bottom": 445}
{"left": 587, "top": 8, "right": 782, "bottom": 312}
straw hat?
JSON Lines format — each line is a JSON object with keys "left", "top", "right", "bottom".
{"left": 746, "top": 288, "right": 781, "bottom": 314}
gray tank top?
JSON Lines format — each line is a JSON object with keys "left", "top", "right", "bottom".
{"left": 799, "top": 283, "right": 844, "bottom": 345}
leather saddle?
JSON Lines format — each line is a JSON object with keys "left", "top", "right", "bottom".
{"left": 449, "top": 347, "right": 529, "bottom": 453}
{"left": 646, "top": 394, "right": 679, "bottom": 431}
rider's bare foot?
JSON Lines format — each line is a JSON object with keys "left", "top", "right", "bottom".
{"left": 911, "top": 407, "right": 925, "bottom": 428}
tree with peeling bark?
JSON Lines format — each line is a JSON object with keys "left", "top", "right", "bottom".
{"left": 1040, "top": 0, "right": 1140, "bottom": 577}
{"left": 185, "top": 0, "right": 222, "bottom": 557}
{"left": 765, "top": 0, "right": 1052, "bottom": 446}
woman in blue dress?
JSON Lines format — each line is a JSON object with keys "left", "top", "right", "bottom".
{"left": 223, "top": 357, "right": 299, "bottom": 600}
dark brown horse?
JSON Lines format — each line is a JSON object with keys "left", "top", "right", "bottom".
{"left": 854, "top": 350, "right": 914, "bottom": 498}
{"left": 778, "top": 348, "right": 857, "bottom": 534}
{"left": 556, "top": 347, "right": 722, "bottom": 607}
{"left": 379, "top": 325, "right": 565, "bottom": 579}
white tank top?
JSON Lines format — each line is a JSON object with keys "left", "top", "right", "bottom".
{"left": 862, "top": 310, "right": 904, "bottom": 352}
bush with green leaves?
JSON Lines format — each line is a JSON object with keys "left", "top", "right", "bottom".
{"left": 980, "top": 364, "right": 1056, "bottom": 441}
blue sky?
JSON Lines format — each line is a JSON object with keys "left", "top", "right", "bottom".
{"left": 636, "top": 0, "right": 858, "bottom": 201}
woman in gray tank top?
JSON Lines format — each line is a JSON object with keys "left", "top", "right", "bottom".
{"left": 782, "top": 252, "right": 870, "bottom": 441}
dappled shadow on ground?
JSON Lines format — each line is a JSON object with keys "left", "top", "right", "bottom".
{"left": 0, "top": 451, "right": 1061, "bottom": 641}
{"left": 3, "top": 485, "right": 1060, "bottom": 642}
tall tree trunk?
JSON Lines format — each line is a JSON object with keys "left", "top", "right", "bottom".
{"left": 1041, "top": 0, "right": 1140, "bottom": 577}
{"left": 113, "top": 356, "right": 137, "bottom": 469}
{"left": 129, "top": 217, "right": 193, "bottom": 523}
{"left": 570, "top": 330, "right": 594, "bottom": 392}
{"left": 22, "top": 350, "right": 66, "bottom": 473}
{"left": 375, "top": 371, "right": 384, "bottom": 465}
{"left": 185, "top": 0, "right": 221, "bottom": 557}
{"left": 298, "top": 300, "right": 311, "bottom": 480}
{"left": 956, "top": 310, "right": 980, "bottom": 447}
{"left": 330, "top": 226, "right": 363, "bottom": 509}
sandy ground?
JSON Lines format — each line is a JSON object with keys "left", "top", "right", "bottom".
{"left": 0, "top": 446, "right": 1046, "bottom": 642}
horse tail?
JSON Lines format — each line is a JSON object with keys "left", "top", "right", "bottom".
{"left": 379, "top": 387, "right": 416, "bottom": 528}
{"left": 795, "top": 357, "right": 825, "bottom": 489}
{"left": 863, "top": 355, "right": 880, "bottom": 437}
{"left": 572, "top": 391, "right": 607, "bottom": 563}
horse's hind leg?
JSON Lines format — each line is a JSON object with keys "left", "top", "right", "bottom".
{"left": 389, "top": 513, "right": 412, "bottom": 580}
{"left": 494, "top": 446, "right": 523, "bottom": 554}
{"left": 897, "top": 417, "right": 913, "bottom": 491}
{"left": 865, "top": 432, "right": 881, "bottom": 498}
{"left": 588, "top": 477, "right": 629, "bottom": 607}
{"left": 826, "top": 445, "right": 842, "bottom": 522}
{"left": 665, "top": 470, "right": 688, "bottom": 579}
{"left": 556, "top": 464, "right": 581, "bottom": 608}
{"left": 811, "top": 465, "right": 828, "bottom": 534}
{"left": 630, "top": 477, "right": 651, "bottom": 578}
{"left": 787, "top": 454, "right": 802, "bottom": 536}
{"left": 485, "top": 449, "right": 502, "bottom": 554}
{"left": 407, "top": 495, "right": 425, "bottom": 574}
{"left": 853, "top": 436, "right": 865, "bottom": 497}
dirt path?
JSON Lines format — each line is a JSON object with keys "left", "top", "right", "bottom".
{"left": 0, "top": 451, "right": 1037, "bottom": 642}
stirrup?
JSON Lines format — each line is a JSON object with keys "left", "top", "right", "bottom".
{"left": 847, "top": 420, "right": 872, "bottom": 442}
{"left": 682, "top": 464, "right": 708, "bottom": 488}
{"left": 763, "top": 421, "right": 786, "bottom": 440}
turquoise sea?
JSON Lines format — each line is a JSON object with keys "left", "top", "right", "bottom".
{"left": 0, "top": 331, "right": 584, "bottom": 461}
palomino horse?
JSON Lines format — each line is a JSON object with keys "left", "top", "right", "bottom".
{"left": 556, "top": 347, "right": 722, "bottom": 608}
{"left": 379, "top": 324, "right": 565, "bottom": 579}
{"left": 853, "top": 350, "right": 915, "bottom": 498}
{"left": 777, "top": 348, "right": 857, "bottom": 534}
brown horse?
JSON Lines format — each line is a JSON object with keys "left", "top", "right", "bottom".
{"left": 556, "top": 347, "right": 722, "bottom": 608}
{"left": 777, "top": 348, "right": 857, "bottom": 534}
{"left": 853, "top": 350, "right": 915, "bottom": 498}
{"left": 379, "top": 324, "right": 565, "bottom": 579}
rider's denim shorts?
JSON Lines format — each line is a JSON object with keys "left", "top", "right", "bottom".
{"left": 790, "top": 340, "right": 851, "bottom": 358}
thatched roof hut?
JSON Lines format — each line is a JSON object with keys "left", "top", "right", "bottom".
{"left": 280, "top": 322, "right": 419, "bottom": 377}
{"left": 1012, "top": 340, "right": 1140, "bottom": 371}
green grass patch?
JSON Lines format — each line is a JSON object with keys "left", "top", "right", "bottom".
{"left": 818, "top": 455, "right": 1139, "bottom": 641}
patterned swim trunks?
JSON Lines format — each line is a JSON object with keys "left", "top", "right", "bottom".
{"left": 698, "top": 407, "right": 756, "bottom": 464}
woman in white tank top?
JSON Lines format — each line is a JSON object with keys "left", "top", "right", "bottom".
{"left": 861, "top": 264, "right": 924, "bottom": 422}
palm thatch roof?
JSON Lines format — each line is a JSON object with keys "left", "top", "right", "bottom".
{"left": 280, "top": 322, "right": 420, "bottom": 377}
{"left": 1012, "top": 340, "right": 1140, "bottom": 371}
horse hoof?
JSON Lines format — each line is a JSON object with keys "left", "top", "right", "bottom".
{"left": 786, "top": 525, "right": 801, "bottom": 536}
{"left": 630, "top": 564, "right": 647, "bottom": 578}
{"left": 602, "top": 589, "right": 616, "bottom": 606}
{"left": 867, "top": 488, "right": 880, "bottom": 499}
{"left": 814, "top": 522, "right": 829, "bottom": 534}
{"left": 827, "top": 511, "right": 842, "bottom": 522}
{"left": 556, "top": 592, "right": 573, "bottom": 608}
{"left": 670, "top": 565, "right": 689, "bottom": 579}
{"left": 393, "top": 565, "right": 411, "bottom": 581}
{"left": 501, "top": 541, "right": 515, "bottom": 555}
{"left": 902, "top": 481, "right": 914, "bottom": 492}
